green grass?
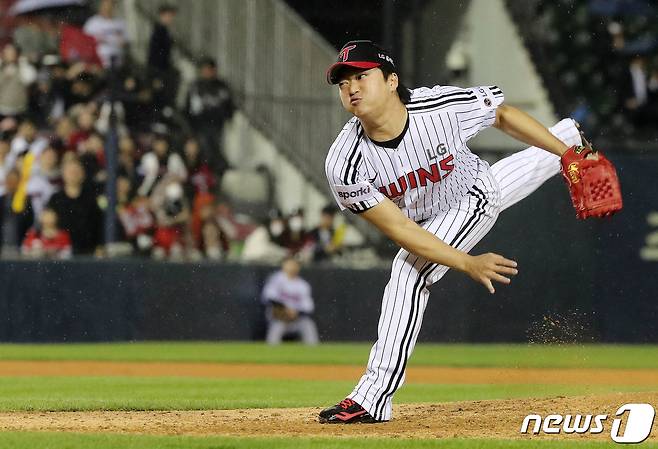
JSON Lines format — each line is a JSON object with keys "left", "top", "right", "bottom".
{"left": 0, "top": 376, "right": 655, "bottom": 412}
{"left": 1, "top": 432, "right": 656, "bottom": 449}
{"left": 1, "top": 342, "right": 658, "bottom": 369}
{"left": 0, "top": 344, "right": 657, "bottom": 447}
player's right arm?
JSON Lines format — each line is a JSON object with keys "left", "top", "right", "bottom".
{"left": 359, "top": 199, "right": 518, "bottom": 294}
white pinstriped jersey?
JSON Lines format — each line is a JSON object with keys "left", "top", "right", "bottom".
{"left": 325, "top": 84, "right": 505, "bottom": 222}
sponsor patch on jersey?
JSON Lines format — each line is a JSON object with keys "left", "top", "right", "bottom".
{"left": 333, "top": 181, "right": 378, "bottom": 207}
{"left": 473, "top": 86, "right": 498, "bottom": 109}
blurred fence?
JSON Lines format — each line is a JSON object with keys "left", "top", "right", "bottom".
{"left": 132, "top": 0, "right": 348, "bottom": 192}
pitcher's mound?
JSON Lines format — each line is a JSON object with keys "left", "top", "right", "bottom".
{"left": 1, "top": 391, "right": 656, "bottom": 441}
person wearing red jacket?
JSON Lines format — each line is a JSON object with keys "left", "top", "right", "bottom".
{"left": 21, "top": 206, "right": 71, "bottom": 259}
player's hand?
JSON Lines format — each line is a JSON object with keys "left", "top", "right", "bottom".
{"left": 463, "top": 253, "right": 518, "bottom": 294}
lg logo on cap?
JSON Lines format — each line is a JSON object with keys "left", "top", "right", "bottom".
{"left": 377, "top": 53, "right": 393, "bottom": 64}
{"left": 521, "top": 403, "right": 655, "bottom": 443}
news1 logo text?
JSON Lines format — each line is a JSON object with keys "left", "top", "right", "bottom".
{"left": 521, "top": 403, "right": 655, "bottom": 443}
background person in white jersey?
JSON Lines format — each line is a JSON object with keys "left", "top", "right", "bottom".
{"left": 83, "top": 0, "right": 129, "bottom": 68}
{"left": 319, "top": 40, "right": 583, "bottom": 424}
{"left": 261, "top": 257, "right": 319, "bottom": 345}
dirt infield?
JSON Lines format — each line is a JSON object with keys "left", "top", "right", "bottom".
{"left": 0, "top": 392, "right": 656, "bottom": 440}
{"left": 0, "top": 361, "right": 656, "bottom": 440}
{"left": 1, "top": 360, "right": 658, "bottom": 385}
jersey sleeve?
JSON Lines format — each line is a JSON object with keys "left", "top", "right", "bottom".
{"left": 325, "top": 124, "right": 386, "bottom": 214}
{"left": 456, "top": 85, "right": 505, "bottom": 142}
{"left": 261, "top": 273, "right": 280, "bottom": 304}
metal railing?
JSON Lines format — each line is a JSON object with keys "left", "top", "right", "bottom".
{"left": 133, "top": 0, "right": 350, "bottom": 192}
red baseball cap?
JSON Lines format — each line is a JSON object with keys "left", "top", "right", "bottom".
{"left": 326, "top": 40, "right": 396, "bottom": 84}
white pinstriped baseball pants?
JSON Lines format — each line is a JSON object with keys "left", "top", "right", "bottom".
{"left": 348, "top": 118, "right": 582, "bottom": 422}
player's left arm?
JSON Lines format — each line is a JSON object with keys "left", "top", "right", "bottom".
{"left": 493, "top": 104, "right": 569, "bottom": 156}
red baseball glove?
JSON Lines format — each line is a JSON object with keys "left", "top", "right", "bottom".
{"left": 560, "top": 143, "right": 623, "bottom": 219}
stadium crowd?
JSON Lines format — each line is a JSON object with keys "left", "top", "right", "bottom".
{"left": 528, "top": 0, "right": 658, "bottom": 135}
{"left": 0, "top": 0, "right": 345, "bottom": 264}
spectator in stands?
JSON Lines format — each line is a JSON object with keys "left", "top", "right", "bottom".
{"left": 201, "top": 219, "right": 225, "bottom": 260}
{"left": 78, "top": 131, "right": 106, "bottom": 194}
{"left": 26, "top": 144, "right": 60, "bottom": 220}
{"left": 622, "top": 55, "right": 649, "bottom": 112}
{"left": 308, "top": 205, "right": 343, "bottom": 262}
{"left": 148, "top": 4, "right": 177, "bottom": 73}
{"left": 47, "top": 156, "right": 103, "bottom": 255}
{"left": 5, "top": 120, "right": 48, "bottom": 224}
{"left": 619, "top": 55, "right": 658, "bottom": 127}
{"left": 59, "top": 24, "right": 102, "bottom": 68}
{"left": 0, "top": 42, "right": 37, "bottom": 119}
{"left": 7, "top": 119, "right": 48, "bottom": 173}
{"left": 30, "top": 54, "right": 68, "bottom": 127}
{"left": 0, "top": 116, "right": 17, "bottom": 139}
{"left": 117, "top": 72, "right": 155, "bottom": 132}
{"left": 190, "top": 190, "right": 213, "bottom": 247}
{"left": 268, "top": 210, "right": 291, "bottom": 249}
{"left": 0, "top": 2, "right": 250, "bottom": 261}
{"left": 12, "top": 17, "right": 58, "bottom": 65}
{"left": 182, "top": 136, "right": 215, "bottom": 199}
{"left": 636, "top": 61, "right": 658, "bottom": 126}
{"left": 21, "top": 206, "right": 71, "bottom": 259}
{"left": 241, "top": 209, "right": 289, "bottom": 263}
{"left": 136, "top": 133, "right": 186, "bottom": 197}
{"left": 116, "top": 175, "right": 154, "bottom": 256}
{"left": 52, "top": 116, "right": 75, "bottom": 153}
{"left": 198, "top": 200, "right": 229, "bottom": 260}
{"left": 117, "top": 134, "right": 138, "bottom": 182}
{"left": 66, "top": 70, "right": 99, "bottom": 107}
{"left": 150, "top": 179, "right": 190, "bottom": 260}
{"left": 607, "top": 20, "right": 657, "bottom": 56}
{"left": 147, "top": 4, "right": 178, "bottom": 108}
{"left": 217, "top": 199, "right": 256, "bottom": 241}
{"left": 68, "top": 107, "right": 97, "bottom": 152}
{"left": 83, "top": 0, "right": 129, "bottom": 69}
{"left": 185, "top": 57, "right": 233, "bottom": 174}
{"left": 261, "top": 257, "right": 319, "bottom": 345}
{"left": 0, "top": 168, "right": 33, "bottom": 256}
{"left": 285, "top": 208, "right": 308, "bottom": 255}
